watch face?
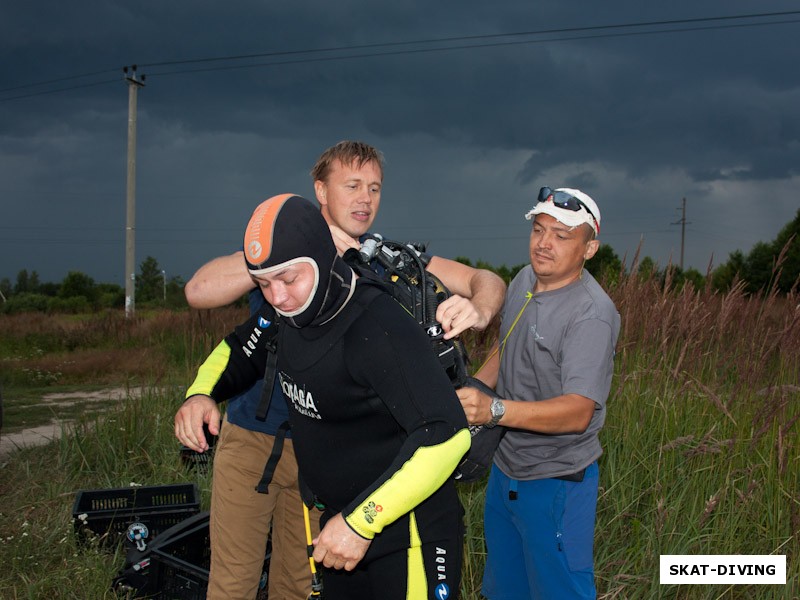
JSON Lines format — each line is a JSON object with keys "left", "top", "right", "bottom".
{"left": 491, "top": 398, "right": 504, "bottom": 418}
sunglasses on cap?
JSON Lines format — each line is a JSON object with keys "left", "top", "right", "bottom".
{"left": 537, "top": 187, "right": 599, "bottom": 232}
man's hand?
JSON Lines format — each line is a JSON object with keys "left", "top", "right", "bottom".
{"left": 457, "top": 386, "right": 493, "bottom": 426}
{"left": 312, "top": 513, "right": 371, "bottom": 571}
{"left": 426, "top": 256, "right": 505, "bottom": 335}
{"left": 174, "top": 395, "right": 221, "bottom": 452}
{"left": 329, "top": 225, "right": 360, "bottom": 256}
{"left": 436, "top": 295, "right": 488, "bottom": 340}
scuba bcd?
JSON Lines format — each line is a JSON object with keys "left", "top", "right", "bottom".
{"left": 345, "top": 234, "right": 505, "bottom": 483}
{"left": 344, "top": 234, "right": 470, "bottom": 390}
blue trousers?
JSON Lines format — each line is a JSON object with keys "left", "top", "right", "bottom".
{"left": 482, "top": 462, "right": 599, "bottom": 600}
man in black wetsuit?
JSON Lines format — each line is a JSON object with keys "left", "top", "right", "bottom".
{"left": 174, "top": 140, "right": 505, "bottom": 600}
{"left": 181, "top": 194, "right": 471, "bottom": 600}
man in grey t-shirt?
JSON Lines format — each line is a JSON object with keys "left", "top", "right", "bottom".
{"left": 458, "top": 186, "right": 620, "bottom": 599}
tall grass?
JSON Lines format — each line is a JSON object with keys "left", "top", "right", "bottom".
{"left": 0, "top": 307, "right": 247, "bottom": 390}
{"left": 0, "top": 309, "right": 240, "bottom": 598}
{"left": 593, "top": 270, "right": 799, "bottom": 599}
{"left": 1, "top": 271, "right": 798, "bottom": 599}
{"left": 0, "top": 387, "right": 213, "bottom": 599}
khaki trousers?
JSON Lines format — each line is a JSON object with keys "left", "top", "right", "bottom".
{"left": 208, "top": 416, "right": 320, "bottom": 600}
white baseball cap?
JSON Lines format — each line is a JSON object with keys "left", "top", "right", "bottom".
{"left": 524, "top": 187, "right": 601, "bottom": 235}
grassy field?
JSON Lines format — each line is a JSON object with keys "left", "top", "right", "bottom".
{"left": 0, "top": 273, "right": 798, "bottom": 599}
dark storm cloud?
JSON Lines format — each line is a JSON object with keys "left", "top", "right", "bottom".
{"left": 2, "top": 0, "right": 799, "bottom": 284}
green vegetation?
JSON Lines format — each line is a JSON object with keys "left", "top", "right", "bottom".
{"left": 0, "top": 308, "right": 239, "bottom": 599}
{"left": 592, "top": 271, "right": 799, "bottom": 598}
{"left": 0, "top": 256, "right": 188, "bottom": 315}
{"left": 1, "top": 263, "right": 798, "bottom": 598}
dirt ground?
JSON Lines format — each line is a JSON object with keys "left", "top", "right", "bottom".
{"left": 0, "top": 388, "right": 137, "bottom": 458}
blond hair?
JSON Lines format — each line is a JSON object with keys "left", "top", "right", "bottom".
{"left": 310, "top": 140, "right": 384, "bottom": 183}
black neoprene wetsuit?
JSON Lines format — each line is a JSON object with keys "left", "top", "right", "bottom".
{"left": 187, "top": 280, "right": 471, "bottom": 600}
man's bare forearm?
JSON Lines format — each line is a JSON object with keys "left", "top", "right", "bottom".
{"left": 427, "top": 256, "right": 506, "bottom": 330}
{"left": 465, "top": 268, "right": 506, "bottom": 330}
{"left": 184, "top": 251, "right": 256, "bottom": 309}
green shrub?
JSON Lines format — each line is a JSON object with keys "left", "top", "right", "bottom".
{"left": 0, "top": 292, "right": 50, "bottom": 314}
{"left": 47, "top": 296, "right": 92, "bottom": 314}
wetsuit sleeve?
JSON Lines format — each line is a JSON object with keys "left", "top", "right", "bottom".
{"left": 340, "top": 295, "right": 470, "bottom": 539}
{"left": 184, "top": 305, "right": 279, "bottom": 402}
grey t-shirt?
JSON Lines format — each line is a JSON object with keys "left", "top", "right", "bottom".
{"left": 494, "top": 266, "right": 620, "bottom": 480}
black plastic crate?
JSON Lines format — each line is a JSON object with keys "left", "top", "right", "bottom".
{"left": 72, "top": 483, "right": 200, "bottom": 548}
{"left": 179, "top": 445, "right": 214, "bottom": 473}
{"left": 179, "top": 425, "right": 217, "bottom": 474}
{"left": 144, "top": 512, "right": 270, "bottom": 600}
{"left": 149, "top": 516, "right": 212, "bottom": 600}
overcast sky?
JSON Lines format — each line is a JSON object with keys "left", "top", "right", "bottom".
{"left": 2, "top": 1, "right": 799, "bottom": 286}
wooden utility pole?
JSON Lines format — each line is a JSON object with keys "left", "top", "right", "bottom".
{"left": 124, "top": 66, "right": 145, "bottom": 318}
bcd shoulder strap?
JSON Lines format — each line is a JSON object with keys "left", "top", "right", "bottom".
{"left": 255, "top": 318, "right": 280, "bottom": 421}
{"left": 255, "top": 420, "right": 291, "bottom": 494}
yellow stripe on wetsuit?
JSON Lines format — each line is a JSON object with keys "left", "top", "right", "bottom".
{"left": 185, "top": 340, "right": 233, "bottom": 399}
{"left": 406, "top": 511, "right": 426, "bottom": 599}
{"left": 345, "top": 428, "right": 470, "bottom": 540}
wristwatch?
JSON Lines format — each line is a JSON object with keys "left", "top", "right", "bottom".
{"left": 485, "top": 397, "right": 505, "bottom": 429}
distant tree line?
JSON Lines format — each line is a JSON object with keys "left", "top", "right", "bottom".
{"left": 2, "top": 210, "right": 798, "bottom": 314}
{"left": 709, "top": 208, "right": 800, "bottom": 294}
{"left": 458, "top": 208, "right": 800, "bottom": 294}
{"left": 0, "top": 256, "right": 187, "bottom": 314}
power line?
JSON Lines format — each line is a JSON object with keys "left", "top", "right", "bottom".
{"left": 0, "top": 68, "right": 120, "bottom": 93}
{"left": 2, "top": 10, "right": 799, "bottom": 101}
{"left": 144, "top": 18, "right": 800, "bottom": 80}
{"left": 0, "top": 77, "right": 122, "bottom": 102}
{"left": 135, "top": 10, "right": 800, "bottom": 70}
{"left": 114, "top": 17, "right": 800, "bottom": 79}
